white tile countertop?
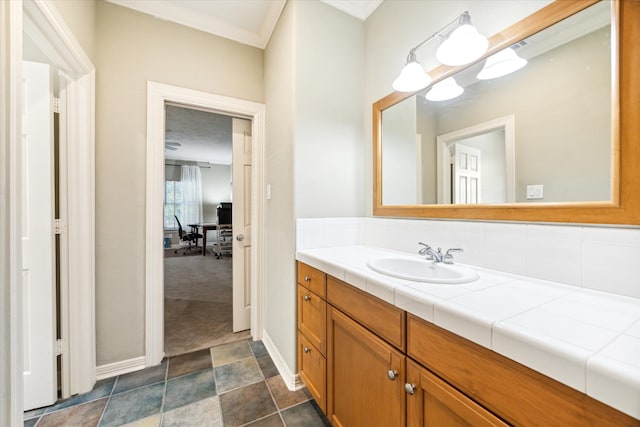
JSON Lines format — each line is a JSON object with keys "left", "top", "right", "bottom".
{"left": 295, "top": 245, "right": 640, "bottom": 420}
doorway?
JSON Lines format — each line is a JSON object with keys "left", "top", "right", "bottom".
{"left": 162, "top": 105, "right": 251, "bottom": 356}
{"left": 145, "top": 82, "right": 265, "bottom": 367}
{"left": 436, "top": 115, "right": 516, "bottom": 204}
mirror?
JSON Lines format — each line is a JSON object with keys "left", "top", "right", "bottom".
{"left": 373, "top": 0, "right": 640, "bottom": 225}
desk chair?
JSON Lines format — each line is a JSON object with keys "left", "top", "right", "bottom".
{"left": 214, "top": 203, "right": 232, "bottom": 258}
{"left": 174, "top": 215, "right": 203, "bottom": 255}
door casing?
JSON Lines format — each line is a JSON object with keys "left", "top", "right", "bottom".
{"left": 145, "top": 81, "right": 266, "bottom": 367}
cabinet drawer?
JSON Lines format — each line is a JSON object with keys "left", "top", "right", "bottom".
{"left": 297, "top": 262, "right": 326, "bottom": 298}
{"left": 298, "top": 332, "right": 326, "bottom": 414}
{"left": 327, "top": 276, "right": 405, "bottom": 351}
{"left": 297, "top": 285, "right": 326, "bottom": 355}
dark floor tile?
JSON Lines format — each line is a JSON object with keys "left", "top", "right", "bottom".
{"left": 168, "top": 348, "right": 212, "bottom": 379}
{"left": 100, "top": 382, "right": 164, "bottom": 426}
{"left": 215, "top": 357, "right": 263, "bottom": 393}
{"left": 256, "top": 354, "right": 279, "bottom": 379}
{"left": 211, "top": 340, "right": 253, "bottom": 366}
{"left": 244, "top": 413, "right": 285, "bottom": 427}
{"left": 113, "top": 360, "right": 167, "bottom": 394}
{"left": 281, "top": 401, "right": 330, "bottom": 427}
{"left": 44, "top": 377, "right": 116, "bottom": 413}
{"left": 37, "top": 398, "right": 108, "bottom": 427}
{"left": 23, "top": 418, "right": 39, "bottom": 427}
{"left": 164, "top": 369, "right": 217, "bottom": 412}
{"left": 249, "top": 340, "right": 268, "bottom": 356}
{"left": 219, "top": 381, "right": 277, "bottom": 426}
{"left": 266, "top": 376, "right": 311, "bottom": 410}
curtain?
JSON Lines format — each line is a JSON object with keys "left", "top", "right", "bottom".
{"left": 180, "top": 165, "right": 203, "bottom": 226}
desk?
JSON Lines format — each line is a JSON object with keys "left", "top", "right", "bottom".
{"left": 188, "top": 223, "right": 218, "bottom": 256}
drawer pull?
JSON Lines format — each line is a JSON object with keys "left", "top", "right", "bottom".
{"left": 303, "top": 346, "right": 311, "bottom": 353}
{"left": 387, "top": 369, "right": 398, "bottom": 381}
{"left": 405, "top": 383, "right": 416, "bottom": 395}
{"left": 303, "top": 295, "right": 311, "bottom": 301}
{"left": 304, "top": 275, "right": 311, "bottom": 282}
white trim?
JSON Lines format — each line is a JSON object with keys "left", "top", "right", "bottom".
{"left": 96, "top": 357, "right": 146, "bottom": 381}
{"left": 437, "top": 115, "right": 516, "bottom": 204}
{"left": 3, "top": 1, "right": 96, "bottom": 421}
{"left": 261, "top": 331, "right": 304, "bottom": 391}
{"left": 2, "top": 1, "right": 25, "bottom": 425}
{"left": 105, "top": 0, "right": 285, "bottom": 49}
{"left": 145, "top": 81, "right": 266, "bottom": 367}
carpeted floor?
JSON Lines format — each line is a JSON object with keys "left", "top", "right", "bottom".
{"left": 164, "top": 252, "right": 250, "bottom": 357}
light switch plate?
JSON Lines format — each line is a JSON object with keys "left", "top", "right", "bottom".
{"left": 527, "top": 184, "right": 544, "bottom": 200}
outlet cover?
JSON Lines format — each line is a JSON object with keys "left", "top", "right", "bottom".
{"left": 526, "top": 184, "right": 544, "bottom": 200}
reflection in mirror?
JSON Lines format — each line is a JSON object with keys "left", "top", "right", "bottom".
{"left": 381, "top": 1, "right": 612, "bottom": 206}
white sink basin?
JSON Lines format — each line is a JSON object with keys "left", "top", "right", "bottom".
{"left": 367, "top": 256, "right": 479, "bottom": 284}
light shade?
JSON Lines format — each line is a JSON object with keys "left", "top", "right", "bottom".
{"left": 477, "top": 47, "right": 527, "bottom": 80}
{"left": 392, "top": 61, "right": 432, "bottom": 92}
{"left": 425, "top": 77, "right": 464, "bottom": 101}
{"left": 436, "top": 24, "right": 488, "bottom": 66}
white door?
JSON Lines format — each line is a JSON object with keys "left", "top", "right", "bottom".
{"left": 22, "top": 61, "right": 57, "bottom": 410}
{"left": 452, "top": 143, "right": 481, "bottom": 204}
{"left": 232, "top": 118, "right": 252, "bottom": 332}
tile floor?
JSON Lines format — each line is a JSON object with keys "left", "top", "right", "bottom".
{"left": 24, "top": 340, "right": 329, "bottom": 426}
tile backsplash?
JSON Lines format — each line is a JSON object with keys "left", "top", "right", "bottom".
{"left": 296, "top": 217, "right": 640, "bottom": 299}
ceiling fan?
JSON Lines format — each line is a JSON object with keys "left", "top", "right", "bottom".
{"left": 165, "top": 140, "right": 181, "bottom": 151}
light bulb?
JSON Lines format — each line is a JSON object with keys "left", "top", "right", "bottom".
{"left": 477, "top": 48, "right": 527, "bottom": 80}
{"left": 436, "top": 24, "right": 488, "bottom": 66}
{"left": 425, "top": 77, "right": 464, "bottom": 101}
{"left": 392, "top": 61, "right": 432, "bottom": 92}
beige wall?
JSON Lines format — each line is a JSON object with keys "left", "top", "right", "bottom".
{"left": 264, "top": 0, "right": 297, "bottom": 372}
{"left": 264, "top": 0, "right": 365, "bottom": 372}
{"left": 95, "top": 0, "right": 263, "bottom": 365}
{"left": 50, "top": 0, "right": 96, "bottom": 61}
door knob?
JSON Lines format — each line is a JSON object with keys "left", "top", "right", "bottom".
{"left": 236, "top": 234, "right": 245, "bottom": 241}
{"left": 405, "top": 383, "right": 416, "bottom": 395}
{"left": 303, "top": 295, "right": 311, "bottom": 301}
{"left": 387, "top": 369, "right": 399, "bottom": 380}
{"left": 303, "top": 346, "right": 311, "bottom": 353}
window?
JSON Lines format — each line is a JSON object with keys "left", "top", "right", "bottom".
{"left": 164, "top": 180, "right": 183, "bottom": 229}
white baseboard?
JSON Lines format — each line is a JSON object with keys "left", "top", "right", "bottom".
{"left": 261, "top": 330, "right": 304, "bottom": 391}
{"left": 96, "top": 356, "right": 146, "bottom": 380}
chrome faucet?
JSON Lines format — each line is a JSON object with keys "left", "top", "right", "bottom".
{"left": 418, "top": 242, "right": 464, "bottom": 264}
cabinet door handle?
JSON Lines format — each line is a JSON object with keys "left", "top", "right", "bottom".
{"left": 387, "top": 369, "right": 398, "bottom": 380}
{"left": 405, "top": 383, "right": 416, "bottom": 395}
{"left": 303, "top": 295, "right": 311, "bottom": 301}
{"left": 303, "top": 346, "right": 311, "bottom": 353}
{"left": 304, "top": 275, "right": 311, "bottom": 282}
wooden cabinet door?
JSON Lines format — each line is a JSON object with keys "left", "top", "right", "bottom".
{"left": 328, "top": 307, "right": 405, "bottom": 427}
{"left": 406, "top": 359, "right": 508, "bottom": 427}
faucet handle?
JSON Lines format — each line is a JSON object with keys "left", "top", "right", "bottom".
{"left": 443, "top": 248, "right": 463, "bottom": 264}
{"left": 418, "top": 242, "right": 431, "bottom": 256}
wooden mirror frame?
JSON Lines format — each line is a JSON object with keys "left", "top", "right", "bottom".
{"left": 373, "top": 0, "right": 640, "bottom": 225}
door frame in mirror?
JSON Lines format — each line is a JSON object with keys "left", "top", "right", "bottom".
{"left": 373, "top": 0, "right": 640, "bottom": 225}
{"left": 436, "top": 114, "right": 515, "bottom": 204}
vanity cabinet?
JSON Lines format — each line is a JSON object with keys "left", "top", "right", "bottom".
{"left": 297, "top": 262, "right": 639, "bottom": 426}
{"left": 297, "top": 263, "right": 327, "bottom": 413}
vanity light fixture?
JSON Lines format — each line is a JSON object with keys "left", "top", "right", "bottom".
{"left": 477, "top": 47, "right": 528, "bottom": 80}
{"left": 392, "top": 11, "right": 488, "bottom": 92}
{"left": 425, "top": 77, "right": 464, "bottom": 101}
